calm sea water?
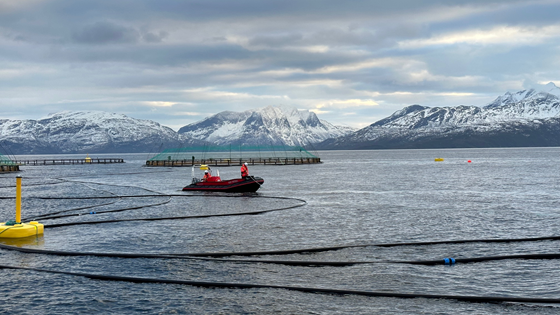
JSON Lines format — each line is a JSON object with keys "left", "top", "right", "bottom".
{"left": 1, "top": 148, "right": 560, "bottom": 314}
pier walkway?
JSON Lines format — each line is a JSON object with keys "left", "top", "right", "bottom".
{"left": 0, "top": 165, "right": 19, "bottom": 172}
{"left": 146, "top": 157, "right": 321, "bottom": 167}
{"left": 13, "top": 158, "right": 124, "bottom": 166}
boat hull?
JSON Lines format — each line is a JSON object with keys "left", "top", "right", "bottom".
{"left": 182, "top": 176, "right": 264, "bottom": 192}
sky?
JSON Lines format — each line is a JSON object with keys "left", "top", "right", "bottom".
{"left": 1, "top": 0, "right": 560, "bottom": 131}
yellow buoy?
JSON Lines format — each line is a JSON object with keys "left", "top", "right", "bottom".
{"left": 434, "top": 158, "right": 444, "bottom": 162}
{"left": 85, "top": 154, "right": 92, "bottom": 163}
{"left": 0, "top": 176, "right": 44, "bottom": 239}
{"left": 0, "top": 222, "right": 44, "bottom": 238}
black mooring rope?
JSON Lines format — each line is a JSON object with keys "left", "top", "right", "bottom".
{"left": 0, "top": 264, "right": 559, "bottom": 304}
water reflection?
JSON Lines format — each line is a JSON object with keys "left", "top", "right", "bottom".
{"left": 0, "top": 235, "right": 44, "bottom": 247}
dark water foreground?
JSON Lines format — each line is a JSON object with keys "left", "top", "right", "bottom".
{"left": 0, "top": 148, "right": 559, "bottom": 314}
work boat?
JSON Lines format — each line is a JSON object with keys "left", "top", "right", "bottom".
{"left": 182, "top": 165, "right": 264, "bottom": 192}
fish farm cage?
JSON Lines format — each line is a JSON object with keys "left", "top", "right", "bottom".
{"left": 0, "top": 153, "right": 20, "bottom": 172}
{"left": 146, "top": 145, "right": 321, "bottom": 167}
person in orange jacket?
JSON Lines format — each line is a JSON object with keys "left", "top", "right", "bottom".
{"left": 202, "top": 170, "right": 211, "bottom": 182}
{"left": 241, "top": 162, "right": 249, "bottom": 178}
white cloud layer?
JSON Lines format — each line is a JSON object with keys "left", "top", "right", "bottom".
{"left": 1, "top": 0, "right": 559, "bottom": 130}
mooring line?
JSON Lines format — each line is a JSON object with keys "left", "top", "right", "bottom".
{"left": 0, "top": 264, "right": 559, "bottom": 305}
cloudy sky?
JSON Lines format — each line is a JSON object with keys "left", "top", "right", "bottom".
{"left": 1, "top": 0, "right": 560, "bottom": 130}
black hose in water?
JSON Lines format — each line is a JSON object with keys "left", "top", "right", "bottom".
{"left": 0, "top": 264, "right": 559, "bottom": 305}
{"left": 1, "top": 241, "right": 560, "bottom": 267}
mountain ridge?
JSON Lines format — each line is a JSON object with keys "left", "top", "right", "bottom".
{"left": 0, "top": 111, "right": 188, "bottom": 154}
{"left": 0, "top": 106, "right": 354, "bottom": 154}
{"left": 3, "top": 83, "right": 560, "bottom": 154}
{"left": 317, "top": 82, "right": 560, "bottom": 150}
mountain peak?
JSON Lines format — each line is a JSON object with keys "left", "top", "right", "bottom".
{"left": 486, "top": 82, "right": 560, "bottom": 108}
{"left": 259, "top": 105, "right": 308, "bottom": 120}
{"left": 178, "top": 105, "right": 355, "bottom": 146}
{"left": 542, "top": 82, "right": 560, "bottom": 96}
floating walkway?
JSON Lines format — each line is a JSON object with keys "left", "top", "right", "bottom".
{"left": 12, "top": 158, "right": 124, "bottom": 166}
{"left": 146, "top": 145, "right": 321, "bottom": 167}
{"left": 0, "top": 165, "right": 19, "bottom": 172}
{"left": 146, "top": 157, "right": 321, "bottom": 167}
{"left": 0, "top": 153, "right": 20, "bottom": 172}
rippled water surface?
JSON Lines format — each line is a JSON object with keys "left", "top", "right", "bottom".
{"left": 1, "top": 148, "right": 560, "bottom": 314}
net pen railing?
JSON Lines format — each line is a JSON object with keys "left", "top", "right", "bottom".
{"left": 146, "top": 145, "right": 321, "bottom": 167}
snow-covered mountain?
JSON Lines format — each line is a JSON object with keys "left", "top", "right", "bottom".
{"left": 178, "top": 105, "right": 356, "bottom": 146}
{"left": 0, "top": 107, "right": 354, "bottom": 154}
{"left": 0, "top": 111, "right": 190, "bottom": 154}
{"left": 4, "top": 82, "right": 560, "bottom": 154}
{"left": 486, "top": 82, "right": 560, "bottom": 108}
{"left": 319, "top": 82, "right": 560, "bottom": 149}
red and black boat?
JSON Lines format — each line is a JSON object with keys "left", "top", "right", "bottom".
{"left": 182, "top": 165, "right": 264, "bottom": 192}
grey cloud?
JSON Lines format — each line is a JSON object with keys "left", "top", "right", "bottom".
{"left": 429, "top": 1, "right": 560, "bottom": 34}
{"left": 1, "top": 31, "right": 27, "bottom": 42}
{"left": 8, "top": 0, "right": 528, "bottom": 30}
{"left": 70, "top": 21, "right": 170, "bottom": 46}
{"left": 1, "top": 0, "right": 559, "bottom": 129}
{"left": 248, "top": 33, "right": 304, "bottom": 47}
{"left": 136, "top": 0, "right": 532, "bottom": 22}
{"left": 142, "top": 31, "right": 169, "bottom": 43}
{"left": 72, "top": 21, "right": 140, "bottom": 44}
{"left": 245, "top": 24, "right": 423, "bottom": 52}
{"left": 305, "top": 28, "right": 402, "bottom": 49}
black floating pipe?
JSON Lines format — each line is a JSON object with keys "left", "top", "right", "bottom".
{"left": 398, "top": 253, "right": 560, "bottom": 265}
{"left": 2, "top": 243, "right": 560, "bottom": 267}
{"left": 0, "top": 264, "right": 559, "bottom": 305}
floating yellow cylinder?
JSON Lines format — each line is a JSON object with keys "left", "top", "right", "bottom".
{"left": 0, "top": 176, "right": 44, "bottom": 238}
{"left": 0, "top": 222, "right": 44, "bottom": 238}
{"left": 85, "top": 154, "right": 92, "bottom": 163}
{"left": 434, "top": 158, "right": 444, "bottom": 162}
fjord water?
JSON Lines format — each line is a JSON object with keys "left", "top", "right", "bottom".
{"left": 0, "top": 148, "right": 559, "bottom": 314}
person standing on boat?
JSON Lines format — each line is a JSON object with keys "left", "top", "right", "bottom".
{"left": 241, "top": 162, "right": 249, "bottom": 178}
{"left": 202, "top": 170, "right": 211, "bottom": 182}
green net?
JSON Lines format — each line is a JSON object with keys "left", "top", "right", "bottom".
{"left": 149, "top": 145, "right": 318, "bottom": 161}
{"left": 0, "top": 154, "right": 16, "bottom": 165}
